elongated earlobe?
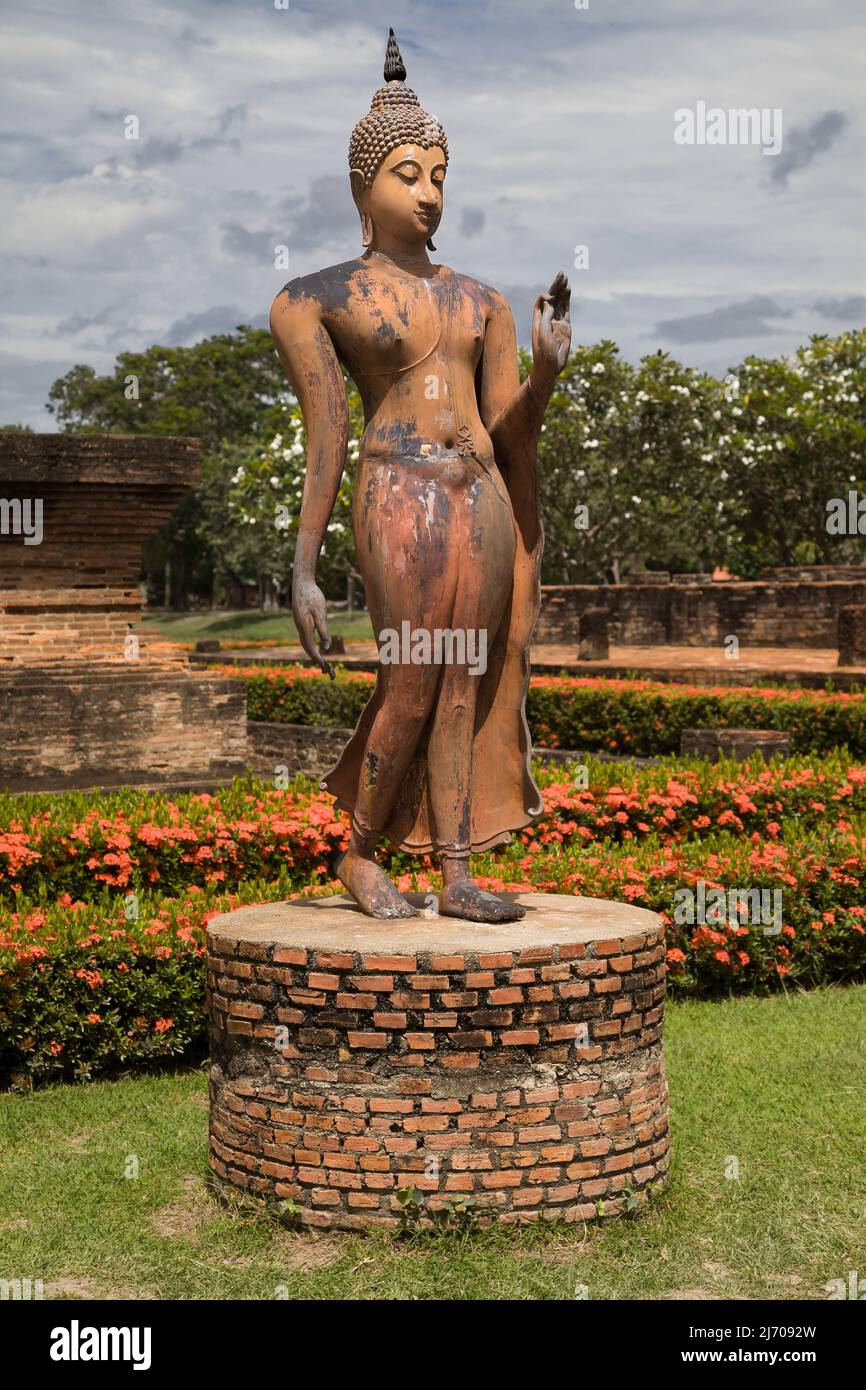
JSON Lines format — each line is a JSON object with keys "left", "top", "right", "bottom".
{"left": 426, "top": 237, "right": 436, "bottom": 251}
{"left": 361, "top": 210, "right": 373, "bottom": 247}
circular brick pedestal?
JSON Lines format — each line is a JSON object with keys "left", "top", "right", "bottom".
{"left": 206, "top": 893, "right": 669, "bottom": 1231}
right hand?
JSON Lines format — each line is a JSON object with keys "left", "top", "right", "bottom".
{"left": 292, "top": 576, "right": 335, "bottom": 680}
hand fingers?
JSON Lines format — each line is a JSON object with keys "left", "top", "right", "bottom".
{"left": 553, "top": 274, "right": 571, "bottom": 321}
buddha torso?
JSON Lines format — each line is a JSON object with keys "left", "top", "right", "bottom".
{"left": 284, "top": 256, "right": 499, "bottom": 479}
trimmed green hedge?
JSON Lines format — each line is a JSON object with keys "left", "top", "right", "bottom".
{"left": 234, "top": 665, "right": 866, "bottom": 758}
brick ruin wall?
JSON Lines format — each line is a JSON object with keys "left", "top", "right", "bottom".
{"left": 0, "top": 432, "right": 201, "bottom": 664}
{"left": 536, "top": 571, "right": 866, "bottom": 649}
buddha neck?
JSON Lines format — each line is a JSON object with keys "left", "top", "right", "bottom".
{"left": 364, "top": 245, "right": 435, "bottom": 276}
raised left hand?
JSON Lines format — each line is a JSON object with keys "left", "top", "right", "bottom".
{"left": 531, "top": 272, "right": 571, "bottom": 381}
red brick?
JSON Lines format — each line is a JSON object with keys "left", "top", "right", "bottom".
{"left": 347, "top": 1032, "right": 388, "bottom": 1050}
{"left": 489, "top": 987, "right": 524, "bottom": 1005}
{"left": 580, "top": 1138, "right": 611, "bottom": 1157}
{"left": 481, "top": 1171, "right": 522, "bottom": 1189}
{"left": 313, "top": 951, "right": 354, "bottom": 970}
{"left": 390, "top": 991, "right": 431, "bottom": 1009}
{"left": 307, "top": 972, "right": 340, "bottom": 991}
{"left": 609, "top": 956, "right": 634, "bottom": 973}
{"left": 518, "top": 1124, "right": 560, "bottom": 1144}
{"left": 362, "top": 954, "right": 417, "bottom": 972}
{"left": 273, "top": 947, "right": 307, "bottom": 966}
{"left": 336, "top": 991, "right": 376, "bottom": 1009}
{"left": 500, "top": 1029, "right": 540, "bottom": 1047}
{"left": 594, "top": 977, "right": 622, "bottom": 994}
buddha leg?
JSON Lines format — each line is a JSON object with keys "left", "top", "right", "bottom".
{"left": 427, "top": 469, "right": 526, "bottom": 923}
{"left": 338, "top": 458, "right": 464, "bottom": 916}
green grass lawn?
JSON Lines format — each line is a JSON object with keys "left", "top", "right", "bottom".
{"left": 1, "top": 985, "right": 863, "bottom": 1301}
{"left": 143, "top": 608, "right": 374, "bottom": 646}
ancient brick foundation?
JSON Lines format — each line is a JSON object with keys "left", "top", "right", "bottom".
{"left": 537, "top": 571, "right": 866, "bottom": 649}
{"left": 206, "top": 893, "right": 669, "bottom": 1231}
{"left": 0, "top": 663, "right": 249, "bottom": 791}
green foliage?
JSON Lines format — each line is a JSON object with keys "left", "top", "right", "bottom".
{"left": 46, "top": 328, "right": 282, "bottom": 451}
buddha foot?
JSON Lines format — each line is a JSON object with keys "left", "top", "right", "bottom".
{"left": 437, "top": 881, "right": 526, "bottom": 923}
{"left": 336, "top": 851, "right": 419, "bottom": 919}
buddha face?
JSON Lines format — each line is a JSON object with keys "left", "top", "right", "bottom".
{"left": 354, "top": 143, "right": 446, "bottom": 248}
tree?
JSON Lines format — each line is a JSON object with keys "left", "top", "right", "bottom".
{"left": 196, "top": 406, "right": 360, "bottom": 609}
{"left": 537, "top": 343, "right": 728, "bottom": 582}
{"left": 46, "top": 327, "right": 284, "bottom": 451}
{"left": 718, "top": 329, "right": 866, "bottom": 576}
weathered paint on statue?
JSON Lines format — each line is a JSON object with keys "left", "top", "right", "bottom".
{"left": 270, "top": 29, "right": 571, "bottom": 923}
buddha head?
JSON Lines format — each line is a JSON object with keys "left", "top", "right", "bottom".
{"left": 348, "top": 29, "right": 448, "bottom": 252}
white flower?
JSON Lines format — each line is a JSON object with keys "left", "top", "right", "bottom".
{"left": 270, "top": 475, "right": 280, "bottom": 487}
{"left": 631, "top": 495, "right": 642, "bottom": 504}
{"left": 591, "top": 362, "right": 605, "bottom": 374}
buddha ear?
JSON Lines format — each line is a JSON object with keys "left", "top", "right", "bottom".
{"left": 350, "top": 170, "right": 373, "bottom": 248}
{"left": 426, "top": 237, "right": 437, "bottom": 251}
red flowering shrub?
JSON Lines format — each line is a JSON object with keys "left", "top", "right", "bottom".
{"left": 2, "top": 752, "right": 866, "bottom": 1080}
{"left": 1, "top": 755, "right": 864, "bottom": 902}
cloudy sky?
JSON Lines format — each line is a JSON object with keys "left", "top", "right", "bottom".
{"left": 2, "top": 0, "right": 864, "bottom": 428}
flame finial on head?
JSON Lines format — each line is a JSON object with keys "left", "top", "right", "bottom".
{"left": 383, "top": 27, "right": 406, "bottom": 83}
